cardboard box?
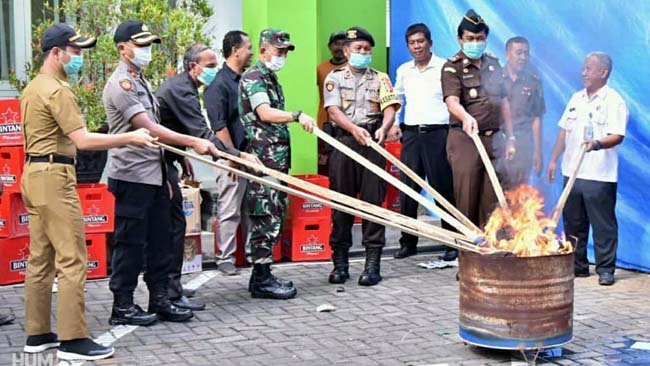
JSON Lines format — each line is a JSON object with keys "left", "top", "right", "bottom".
{"left": 0, "top": 99, "right": 24, "bottom": 146}
{"left": 182, "top": 234, "right": 202, "bottom": 274}
{"left": 181, "top": 185, "right": 202, "bottom": 234}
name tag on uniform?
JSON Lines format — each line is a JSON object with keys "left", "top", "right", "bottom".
{"left": 137, "top": 91, "right": 146, "bottom": 96}
{"left": 462, "top": 74, "right": 475, "bottom": 80}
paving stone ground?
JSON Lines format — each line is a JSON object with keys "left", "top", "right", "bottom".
{"left": 1, "top": 252, "right": 649, "bottom": 366}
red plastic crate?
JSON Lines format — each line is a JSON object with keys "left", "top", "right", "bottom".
{"left": 0, "top": 99, "right": 24, "bottom": 146}
{"left": 282, "top": 217, "right": 332, "bottom": 261}
{"left": 214, "top": 221, "right": 281, "bottom": 267}
{"left": 78, "top": 183, "right": 115, "bottom": 234}
{"left": 384, "top": 141, "right": 402, "bottom": 178}
{"left": 287, "top": 174, "right": 331, "bottom": 220}
{"left": 0, "top": 146, "right": 25, "bottom": 192}
{"left": 86, "top": 233, "right": 108, "bottom": 280}
{"left": 0, "top": 236, "right": 30, "bottom": 285}
{"left": 0, "top": 191, "right": 29, "bottom": 238}
{"left": 385, "top": 185, "right": 401, "bottom": 213}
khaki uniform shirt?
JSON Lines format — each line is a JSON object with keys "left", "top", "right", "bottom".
{"left": 103, "top": 61, "right": 164, "bottom": 186}
{"left": 323, "top": 65, "right": 401, "bottom": 126}
{"left": 20, "top": 73, "right": 85, "bottom": 157}
{"left": 441, "top": 51, "right": 506, "bottom": 131}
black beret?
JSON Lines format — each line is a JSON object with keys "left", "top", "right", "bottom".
{"left": 458, "top": 9, "right": 489, "bottom": 35}
{"left": 344, "top": 27, "right": 375, "bottom": 47}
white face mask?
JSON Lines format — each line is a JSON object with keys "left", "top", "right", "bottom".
{"left": 265, "top": 55, "right": 286, "bottom": 71}
{"left": 130, "top": 45, "right": 152, "bottom": 68}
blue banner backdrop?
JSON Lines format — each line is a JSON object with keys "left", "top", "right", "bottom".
{"left": 389, "top": 0, "right": 650, "bottom": 272}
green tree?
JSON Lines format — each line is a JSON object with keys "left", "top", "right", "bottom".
{"left": 10, "top": 0, "right": 213, "bottom": 131}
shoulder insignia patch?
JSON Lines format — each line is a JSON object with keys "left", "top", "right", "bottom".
{"left": 444, "top": 67, "right": 457, "bottom": 73}
{"left": 119, "top": 79, "right": 132, "bottom": 91}
{"left": 325, "top": 81, "right": 335, "bottom": 92}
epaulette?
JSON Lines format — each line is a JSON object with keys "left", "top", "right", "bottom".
{"left": 485, "top": 52, "right": 499, "bottom": 60}
{"left": 448, "top": 54, "right": 461, "bottom": 63}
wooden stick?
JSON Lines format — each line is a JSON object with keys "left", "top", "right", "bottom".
{"left": 366, "top": 138, "right": 481, "bottom": 234}
{"left": 157, "top": 143, "right": 486, "bottom": 254}
{"left": 313, "top": 127, "right": 480, "bottom": 241}
{"left": 470, "top": 132, "right": 508, "bottom": 209}
{"left": 550, "top": 145, "right": 588, "bottom": 226}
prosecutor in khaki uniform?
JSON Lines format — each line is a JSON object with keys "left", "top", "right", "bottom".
{"left": 19, "top": 23, "right": 154, "bottom": 361}
{"left": 323, "top": 27, "right": 401, "bottom": 287}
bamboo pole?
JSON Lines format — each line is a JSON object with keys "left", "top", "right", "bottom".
{"left": 470, "top": 132, "right": 508, "bottom": 209}
{"left": 550, "top": 145, "right": 588, "bottom": 227}
{"left": 312, "top": 127, "right": 480, "bottom": 240}
{"left": 157, "top": 143, "right": 486, "bottom": 254}
{"left": 366, "top": 138, "right": 481, "bottom": 234}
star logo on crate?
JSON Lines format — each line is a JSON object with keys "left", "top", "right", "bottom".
{"left": 87, "top": 205, "right": 100, "bottom": 215}
{"left": 0, "top": 108, "right": 18, "bottom": 124}
{"left": 2, "top": 164, "right": 11, "bottom": 175}
{"left": 19, "top": 244, "right": 30, "bottom": 259}
{"left": 307, "top": 235, "right": 317, "bottom": 244}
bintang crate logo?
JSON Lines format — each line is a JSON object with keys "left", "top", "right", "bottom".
{"left": 0, "top": 108, "right": 21, "bottom": 135}
{"left": 10, "top": 244, "right": 30, "bottom": 272}
{"left": 1, "top": 164, "right": 16, "bottom": 183}
{"left": 84, "top": 205, "right": 108, "bottom": 224}
{"left": 301, "top": 201, "right": 324, "bottom": 211}
{"left": 19, "top": 214, "right": 29, "bottom": 225}
{"left": 300, "top": 234, "right": 325, "bottom": 253}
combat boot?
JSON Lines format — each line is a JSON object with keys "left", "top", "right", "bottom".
{"left": 148, "top": 287, "right": 194, "bottom": 322}
{"left": 358, "top": 247, "right": 382, "bottom": 286}
{"left": 109, "top": 293, "right": 158, "bottom": 326}
{"left": 248, "top": 266, "right": 293, "bottom": 292}
{"left": 328, "top": 247, "right": 350, "bottom": 284}
{"left": 250, "top": 263, "right": 297, "bottom": 300}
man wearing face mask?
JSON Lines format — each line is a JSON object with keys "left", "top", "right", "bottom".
{"left": 441, "top": 10, "right": 516, "bottom": 228}
{"left": 239, "top": 28, "right": 316, "bottom": 299}
{"left": 20, "top": 23, "right": 157, "bottom": 360}
{"left": 323, "top": 27, "right": 401, "bottom": 286}
{"left": 205, "top": 31, "right": 254, "bottom": 277}
{"left": 103, "top": 21, "right": 235, "bottom": 326}
{"left": 156, "top": 44, "right": 260, "bottom": 310}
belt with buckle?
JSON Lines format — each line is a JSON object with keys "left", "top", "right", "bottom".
{"left": 337, "top": 122, "right": 379, "bottom": 137}
{"left": 402, "top": 124, "right": 449, "bottom": 133}
{"left": 26, "top": 154, "right": 76, "bottom": 165}
{"left": 449, "top": 124, "right": 499, "bottom": 136}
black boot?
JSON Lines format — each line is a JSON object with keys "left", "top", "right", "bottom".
{"left": 148, "top": 288, "right": 194, "bottom": 322}
{"left": 250, "top": 263, "right": 297, "bottom": 300}
{"left": 358, "top": 248, "right": 382, "bottom": 286}
{"left": 109, "top": 293, "right": 158, "bottom": 326}
{"left": 393, "top": 244, "right": 417, "bottom": 259}
{"left": 328, "top": 248, "right": 350, "bottom": 284}
{"left": 248, "top": 266, "right": 294, "bottom": 292}
{"left": 440, "top": 247, "right": 458, "bottom": 262}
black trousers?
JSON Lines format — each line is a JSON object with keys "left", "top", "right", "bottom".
{"left": 108, "top": 178, "right": 172, "bottom": 297}
{"left": 167, "top": 163, "right": 186, "bottom": 299}
{"left": 329, "top": 135, "right": 386, "bottom": 249}
{"left": 563, "top": 177, "right": 618, "bottom": 275}
{"left": 399, "top": 127, "right": 455, "bottom": 247}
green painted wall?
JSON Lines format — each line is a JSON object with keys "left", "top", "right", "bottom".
{"left": 243, "top": 0, "right": 387, "bottom": 174}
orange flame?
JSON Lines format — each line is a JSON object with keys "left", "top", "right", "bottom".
{"left": 482, "top": 185, "right": 573, "bottom": 257}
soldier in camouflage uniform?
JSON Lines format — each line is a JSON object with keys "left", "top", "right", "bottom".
{"left": 239, "top": 28, "right": 316, "bottom": 300}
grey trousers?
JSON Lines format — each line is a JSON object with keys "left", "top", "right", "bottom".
{"left": 215, "top": 159, "right": 250, "bottom": 264}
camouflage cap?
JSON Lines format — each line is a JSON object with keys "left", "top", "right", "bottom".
{"left": 260, "top": 28, "right": 295, "bottom": 51}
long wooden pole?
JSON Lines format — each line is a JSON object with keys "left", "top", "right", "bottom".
{"left": 470, "top": 132, "right": 508, "bottom": 209}
{"left": 158, "top": 143, "right": 486, "bottom": 254}
{"left": 550, "top": 145, "right": 588, "bottom": 227}
{"left": 313, "top": 127, "right": 480, "bottom": 241}
{"left": 366, "top": 138, "right": 481, "bottom": 234}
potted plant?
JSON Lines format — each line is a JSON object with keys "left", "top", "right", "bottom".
{"left": 10, "top": 0, "right": 213, "bottom": 183}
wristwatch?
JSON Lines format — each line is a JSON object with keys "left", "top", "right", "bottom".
{"left": 292, "top": 110, "right": 302, "bottom": 122}
{"left": 594, "top": 140, "right": 603, "bottom": 151}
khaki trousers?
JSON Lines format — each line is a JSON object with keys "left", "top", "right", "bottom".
{"left": 21, "top": 162, "right": 88, "bottom": 340}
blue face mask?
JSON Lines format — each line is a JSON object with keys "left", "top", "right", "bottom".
{"left": 463, "top": 41, "right": 487, "bottom": 60}
{"left": 348, "top": 52, "right": 372, "bottom": 69}
{"left": 62, "top": 53, "right": 84, "bottom": 76}
{"left": 197, "top": 65, "right": 217, "bottom": 86}
{"left": 130, "top": 45, "right": 152, "bottom": 68}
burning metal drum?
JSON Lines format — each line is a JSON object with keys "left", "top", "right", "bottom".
{"left": 459, "top": 251, "right": 574, "bottom": 350}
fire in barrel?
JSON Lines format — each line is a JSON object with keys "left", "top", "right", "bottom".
{"left": 459, "top": 185, "right": 575, "bottom": 350}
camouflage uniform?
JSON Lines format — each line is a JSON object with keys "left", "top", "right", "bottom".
{"left": 239, "top": 60, "right": 289, "bottom": 264}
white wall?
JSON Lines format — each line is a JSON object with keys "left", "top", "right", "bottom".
{"left": 203, "top": 0, "right": 243, "bottom": 63}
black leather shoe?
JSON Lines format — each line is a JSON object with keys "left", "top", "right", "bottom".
{"left": 574, "top": 270, "right": 590, "bottom": 278}
{"left": 250, "top": 264, "right": 297, "bottom": 300}
{"left": 393, "top": 245, "right": 417, "bottom": 259}
{"left": 329, "top": 248, "right": 350, "bottom": 284}
{"left": 0, "top": 312, "right": 15, "bottom": 326}
{"left": 171, "top": 295, "right": 205, "bottom": 311}
{"left": 358, "top": 248, "right": 382, "bottom": 286}
{"left": 439, "top": 249, "right": 458, "bottom": 262}
{"left": 598, "top": 273, "right": 615, "bottom": 286}
{"left": 109, "top": 304, "right": 158, "bottom": 326}
{"left": 149, "top": 302, "right": 194, "bottom": 322}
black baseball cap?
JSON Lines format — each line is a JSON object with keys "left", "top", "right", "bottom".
{"left": 41, "top": 23, "right": 96, "bottom": 53}
{"left": 113, "top": 20, "right": 161, "bottom": 46}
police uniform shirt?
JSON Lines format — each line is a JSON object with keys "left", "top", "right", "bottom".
{"left": 103, "top": 60, "right": 163, "bottom": 186}
{"left": 323, "top": 65, "right": 401, "bottom": 125}
{"left": 503, "top": 67, "right": 545, "bottom": 131}
{"left": 20, "top": 73, "right": 86, "bottom": 157}
{"left": 394, "top": 54, "right": 449, "bottom": 126}
{"left": 558, "top": 85, "right": 628, "bottom": 183}
{"left": 441, "top": 51, "right": 506, "bottom": 131}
